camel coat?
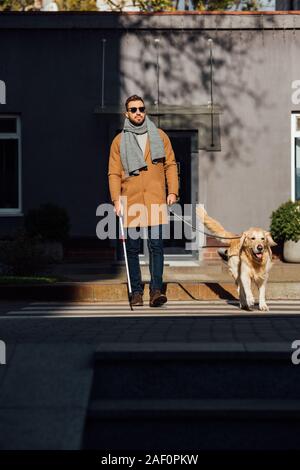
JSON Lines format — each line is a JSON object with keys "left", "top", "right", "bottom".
{"left": 108, "top": 129, "right": 179, "bottom": 228}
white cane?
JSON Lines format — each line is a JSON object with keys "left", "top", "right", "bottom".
{"left": 118, "top": 199, "right": 133, "bottom": 311}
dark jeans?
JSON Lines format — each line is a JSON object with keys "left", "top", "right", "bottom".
{"left": 125, "top": 225, "right": 164, "bottom": 294}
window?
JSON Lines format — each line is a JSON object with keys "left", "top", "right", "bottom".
{"left": 0, "top": 115, "right": 22, "bottom": 214}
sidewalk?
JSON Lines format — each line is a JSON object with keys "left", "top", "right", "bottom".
{"left": 1, "top": 259, "right": 300, "bottom": 450}
{"left": 1, "top": 307, "right": 300, "bottom": 450}
{"left": 0, "top": 259, "right": 299, "bottom": 301}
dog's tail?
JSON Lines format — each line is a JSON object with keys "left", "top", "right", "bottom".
{"left": 196, "top": 206, "right": 238, "bottom": 243}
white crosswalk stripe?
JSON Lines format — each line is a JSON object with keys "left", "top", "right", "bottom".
{"left": 4, "top": 300, "right": 300, "bottom": 317}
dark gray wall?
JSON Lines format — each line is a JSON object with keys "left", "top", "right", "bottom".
{"left": 116, "top": 14, "right": 300, "bottom": 231}
{"left": 1, "top": 12, "right": 300, "bottom": 237}
{"left": 0, "top": 14, "right": 122, "bottom": 238}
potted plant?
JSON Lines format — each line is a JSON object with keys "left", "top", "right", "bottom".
{"left": 270, "top": 200, "right": 300, "bottom": 262}
{"left": 24, "top": 203, "right": 71, "bottom": 262}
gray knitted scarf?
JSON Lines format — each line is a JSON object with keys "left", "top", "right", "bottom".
{"left": 120, "top": 115, "right": 165, "bottom": 177}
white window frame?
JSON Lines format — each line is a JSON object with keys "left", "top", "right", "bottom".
{"left": 0, "top": 115, "right": 22, "bottom": 216}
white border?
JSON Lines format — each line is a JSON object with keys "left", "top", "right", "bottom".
{"left": 0, "top": 115, "right": 22, "bottom": 216}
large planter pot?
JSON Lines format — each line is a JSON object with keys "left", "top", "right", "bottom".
{"left": 283, "top": 240, "right": 300, "bottom": 263}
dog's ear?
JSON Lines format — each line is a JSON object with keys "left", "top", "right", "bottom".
{"left": 265, "top": 231, "right": 277, "bottom": 247}
{"left": 239, "top": 231, "right": 248, "bottom": 253}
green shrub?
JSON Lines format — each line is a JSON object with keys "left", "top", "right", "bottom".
{"left": 24, "top": 203, "right": 71, "bottom": 242}
{"left": 270, "top": 200, "right": 300, "bottom": 243}
{"left": 0, "top": 229, "right": 48, "bottom": 276}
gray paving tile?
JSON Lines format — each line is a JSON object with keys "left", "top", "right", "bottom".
{"left": 0, "top": 343, "right": 17, "bottom": 388}
{"left": 0, "top": 344, "right": 93, "bottom": 408}
{"left": 0, "top": 408, "right": 86, "bottom": 450}
{"left": 2, "top": 303, "right": 300, "bottom": 344}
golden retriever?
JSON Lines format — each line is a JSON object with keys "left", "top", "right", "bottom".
{"left": 196, "top": 207, "right": 276, "bottom": 311}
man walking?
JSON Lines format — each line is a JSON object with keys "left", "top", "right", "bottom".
{"left": 108, "top": 95, "right": 179, "bottom": 307}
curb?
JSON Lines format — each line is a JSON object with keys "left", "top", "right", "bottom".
{"left": 0, "top": 281, "right": 300, "bottom": 301}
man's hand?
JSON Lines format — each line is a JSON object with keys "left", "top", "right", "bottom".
{"left": 167, "top": 193, "right": 177, "bottom": 205}
{"left": 113, "top": 200, "right": 122, "bottom": 217}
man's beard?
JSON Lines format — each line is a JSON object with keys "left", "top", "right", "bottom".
{"left": 129, "top": 116, "right": 145, "bottom": 126}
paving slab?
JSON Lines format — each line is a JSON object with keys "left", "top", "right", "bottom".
{"left": 0, "top": 408, "right": 86, "bottom": 450}
{"left": 0, "top": 342, "right": 94, "bottom": 450}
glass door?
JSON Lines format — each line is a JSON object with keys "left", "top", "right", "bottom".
{"left": 140, "top": 130, "right": 199, "bottom": 264}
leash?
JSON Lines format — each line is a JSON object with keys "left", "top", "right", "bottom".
{"left": 167, "top": 205, "right": 241, "bottom": 241}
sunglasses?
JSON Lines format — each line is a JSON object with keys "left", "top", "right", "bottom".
{"left": 128, "top": 107, "right": 146, "bottom": 113}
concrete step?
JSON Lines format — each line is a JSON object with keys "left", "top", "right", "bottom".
{"left": 45, "top": 260, "right": 300, "bottom": 282}
{"left": 1, "top": 281, "right": 300, "bottom": 301}
{"left": 82, "top": 342, "right": 300, "bottom": 450}
{"left": 90, "top": 342, "right": 297, "bottom": 400}
{"left": 82, "top": 398, "right": 300, "bottom": 450}
{"left": 87, "top": 398, "right": 300, "bottom": 418}
{"left": 44, "top": 262, "right": 228, "bottom": 281}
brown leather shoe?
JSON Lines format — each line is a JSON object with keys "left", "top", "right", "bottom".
{"left": 130, "top": 292, "right": 143, "bottom": 306}
{"left": 149, "top": 289, "right": 167, "bottom": 307}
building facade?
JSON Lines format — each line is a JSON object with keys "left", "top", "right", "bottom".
{"left": 0, "top": 12, "right": 300, "bottom": 261}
